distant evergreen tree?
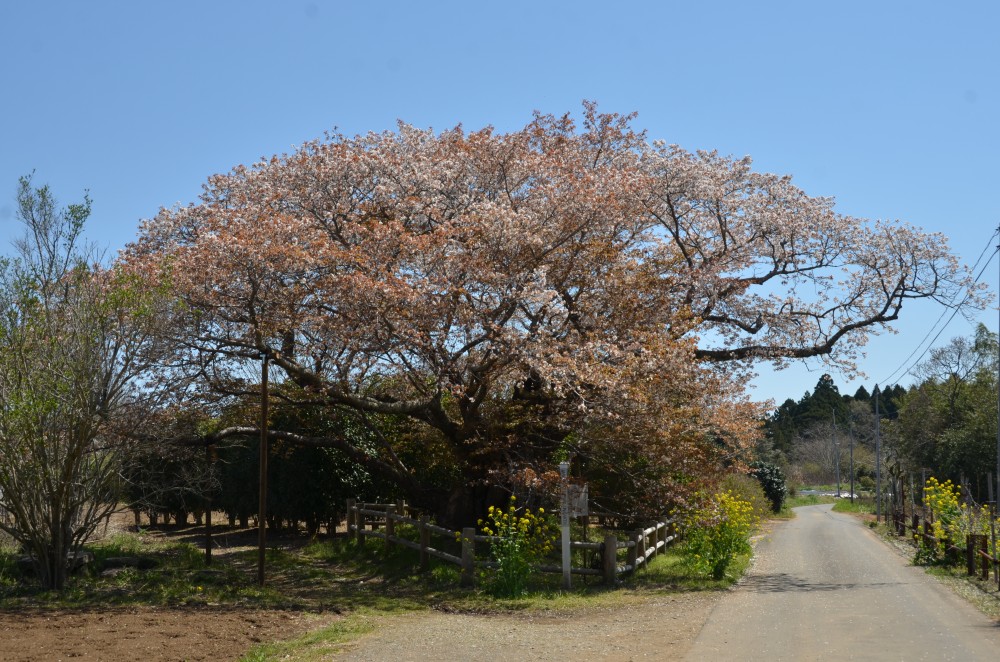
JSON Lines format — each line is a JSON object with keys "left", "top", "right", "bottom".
{"left": 795, "top": 374, "right": 849, "bottom": 429}
{"left": 763, "top": 376, "right": 899, "bottom": 465}
{"left": 871, "top": 383, "right": 905, "bottom": 418}
{"left": 765, "top": 398, "right": 799, "bottom": 457}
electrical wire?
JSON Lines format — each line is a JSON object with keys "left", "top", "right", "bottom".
{"left": 879, "top": 227, "right": 1000, "bottom": 385}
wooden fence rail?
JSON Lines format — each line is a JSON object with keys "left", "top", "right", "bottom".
{"left": 346, "top": 499, "right": 676, "bottom": 587}
{"left": 891, "top": 510, "right": 1000, "bottom": 589}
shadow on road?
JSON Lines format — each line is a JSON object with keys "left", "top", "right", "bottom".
{"left": 740, "top": 572, "right": 903, "bottom": 593}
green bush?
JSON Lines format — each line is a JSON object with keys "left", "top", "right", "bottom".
{"left": 719, "top": 473, "right": 771, "bottom": 520}
{"left": 749, "top": 461, "right": 788, "bottom": 513}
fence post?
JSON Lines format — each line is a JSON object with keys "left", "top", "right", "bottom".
{"left": 981, "top": 535, "right": 990, "bottom": 581}
{"left": 910, "top": 513, "right": 919, "bottom": 538}
{"left": 966, "top": 535, "right": 976, "bottom": 576}
{"left": 419, "top": 515, "right": 430, "bottom": 570}
{"left": 461, "top": 527, "right": 476, "bottom": 587}
{"left": 603, "top": 534, "right": 618, "bottom": 584}
{"left": 346, "top": 499, "right": 356, "bottom": 541}
{"left": 357, "top": 504, "right": 366, "bottom": 546}
{"left": 385, "top": 505, "right": 396, "bottom": 556}
{"left": 628, "top": 530, "right": 641, "bottom": 572}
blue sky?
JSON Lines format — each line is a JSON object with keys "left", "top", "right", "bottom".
{"left": 1, "top": 0, "right": 997, "bottom": 407}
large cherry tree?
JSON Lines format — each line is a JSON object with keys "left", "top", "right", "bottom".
{"left": 121, "top": 105, "right": 979, "bottom": 520}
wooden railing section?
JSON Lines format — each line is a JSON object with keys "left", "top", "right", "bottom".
{"left": 346, "top": 499, "right": 676, "bottom": 587}
{"left": 891, "top": 510, "right": 1000, "bottom": 589}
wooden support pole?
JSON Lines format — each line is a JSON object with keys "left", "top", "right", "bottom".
{"left": 627, "top": 530, "right": 640, "bottom": 572}
{"left": 419, "top": 515, "right": 430, "bottom": 571}
{"left": 603, "top": 534, "right": 618, "bottom": 584}
{"left": 205, "top": 444, "right": 213, "bottom": 566}
{"left": 346, "top": 499, "right": 356, "bottom": 540}
{"left": 981, "top": 535, "right": 990, "bottom": 581}
{"left": 460, "top": 527, "right": 476, "bottom": 587}
{"left": 385, "top": 506, "right": 396, "bottom": 557}
{"left": 257, "top": 353, "right": 269, "bottom": 587}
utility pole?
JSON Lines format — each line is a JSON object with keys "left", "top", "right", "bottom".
{"left": 994, "top": 225, "right": 999, "bottom": 584}
{"left": 833, "top": 409, "right": 841, "bottom": 497}
{"left": 875, "top": 386, "right": 882, "bottom": 523}
{"left": 849, "top": 422, "right": 855, "bottom": 503}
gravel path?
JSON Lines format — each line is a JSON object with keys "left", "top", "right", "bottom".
{"left": 336, "top": 591, "right": 720, "bottom": 660}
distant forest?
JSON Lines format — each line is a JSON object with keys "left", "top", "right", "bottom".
{"left": 764, "top": 324, "right": 998, "bottom": 503}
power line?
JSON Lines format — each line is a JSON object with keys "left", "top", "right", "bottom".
{"left": 881, "top": 244, "right": 998, "bottom": 385}
{"left": 879, "top": 226, "right": 1000, "bottom": 386}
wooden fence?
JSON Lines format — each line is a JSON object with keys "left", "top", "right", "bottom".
{"left": 891, "top": 510, "right": 1000, "bottom": 589}
{"left": 345, "top": 499, "right": 676, "bottom": 587}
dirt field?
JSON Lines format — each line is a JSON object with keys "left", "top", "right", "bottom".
{"left": 0, "top": 594, "right": 720, "bottom": 661}
{"left": 0, "top": 513, "right": 343, "bottom": 661}
{"left": 0, "top": 606, "right": 340, "bottom": 661}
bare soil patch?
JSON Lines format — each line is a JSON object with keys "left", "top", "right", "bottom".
{"left": 0, "top": 606, "right": 339, "bottom": 662}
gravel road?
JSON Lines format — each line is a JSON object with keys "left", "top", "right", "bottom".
{"left": 686, "top": 503, "right": 1000, "bottom": 660}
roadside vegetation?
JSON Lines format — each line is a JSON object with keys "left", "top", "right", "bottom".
{"left": 0, "top": 463, "right": 777, "bottom": 659}
{"left": 0, "top": 511, "right": 761, "bottom": 660}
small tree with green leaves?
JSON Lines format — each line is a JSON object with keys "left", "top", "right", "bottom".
{"left": 0, "top": 175, "right": 165, "bottom": 589}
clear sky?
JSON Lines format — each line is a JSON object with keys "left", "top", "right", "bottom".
{"left": 1, "top": 0, "right": 997, "bottom": 408}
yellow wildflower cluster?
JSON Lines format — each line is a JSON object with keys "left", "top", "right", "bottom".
{"left": 682, "top": 490, "right": 759, "bottom": 580}
{"left": 919, "top": 477, "right": 1000, "bottom": 562}
{"left": 478, "top": 496, "right": 557, "bottom": 598}
{"left": 923, "top": 477, "right": 960, "bottom": 522}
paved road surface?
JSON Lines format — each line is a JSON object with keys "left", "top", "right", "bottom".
{"left": 686, "top": 504, "right": 1000, "bottom": 661}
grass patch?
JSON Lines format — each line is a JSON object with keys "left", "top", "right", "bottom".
{"left": 831, "top": 497, "right": 875, "bottom": 515}
{"left": 783, "top": 493, "right": 835, "bottom": 510}
{"left": 240, "top": 611, "right": 381, "bottom": 661}
{"left": 0, "top": 529, "right": 292, "bottom": 609}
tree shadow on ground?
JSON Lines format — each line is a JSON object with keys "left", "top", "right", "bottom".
{"left": 739, "top": 573, "right": 903, "bottom": 593}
